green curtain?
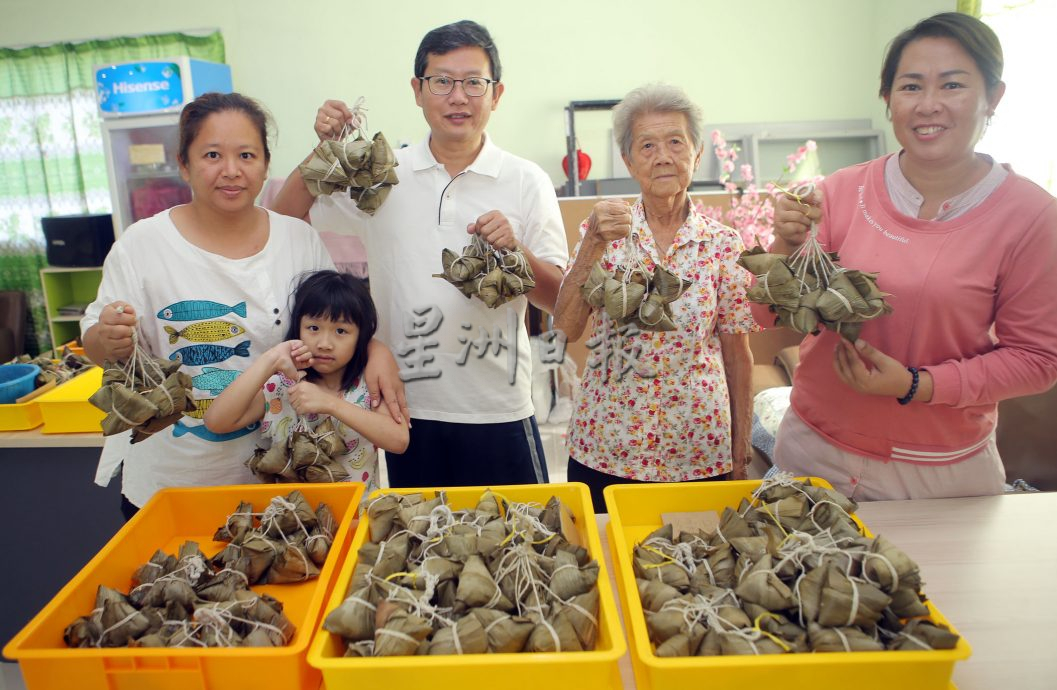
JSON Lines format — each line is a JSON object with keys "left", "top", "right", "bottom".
{"left": 0, "top": 31, "right": 224, "bottom": 355}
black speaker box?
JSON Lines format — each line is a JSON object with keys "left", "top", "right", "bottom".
{"left": 41, "top": 214, "right": 115, "bottom": 267}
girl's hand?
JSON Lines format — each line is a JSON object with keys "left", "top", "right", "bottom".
{"left": 833, "top": 338, "right": 914, "bottom": 398}
{"left": 288, "top": 380, "right": 334, "bottom": 416}
{"left": 290, "top": 340, "right": 313, "bottom": 369}
{"left": 98, "top": 301, "right": 137, "bottom": 361}
{"left": 268, "top": 340, "right": 309, "bottom": 381}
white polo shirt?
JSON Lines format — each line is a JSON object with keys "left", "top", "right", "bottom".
{"left": 310, "top": 135, "right": 568, "bottom": 423}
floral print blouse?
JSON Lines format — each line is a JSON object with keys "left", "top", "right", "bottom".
{"left": 260, "top": 373, "right": 380, "bottom": 494}
{"left": 566, "top": 200, "right": 756, "bottom": 481}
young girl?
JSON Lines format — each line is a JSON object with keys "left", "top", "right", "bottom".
{"left": 206, "top": 270, "right": 408, "bottom": 493}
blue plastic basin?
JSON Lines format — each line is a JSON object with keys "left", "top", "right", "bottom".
{"left": 0, "top": 364, "right": 41, "bottom": 404}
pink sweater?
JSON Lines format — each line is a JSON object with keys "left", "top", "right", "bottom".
{"left": 788, "top": 155, "right": 1057, "bottom": 464}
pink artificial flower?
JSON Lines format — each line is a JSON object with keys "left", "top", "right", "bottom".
{"left": 722, "top": 160, "right": 735, "bottom": 174}
{"left": 724, "top": 181, "right": 738, "bottom": 193}
{"left": 740, "top": 164, "right": 754, "bottom": 183}
{"left": 711, "top": 130, "right": 724, "bottom": 146}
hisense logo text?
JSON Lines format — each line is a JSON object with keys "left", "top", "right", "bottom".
{"left": 112, "top": 80, "right": 170, "bottom": 94}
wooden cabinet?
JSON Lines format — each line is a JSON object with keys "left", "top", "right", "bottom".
{"left": 39, "top": 267, "right": 102, "bottom": 352}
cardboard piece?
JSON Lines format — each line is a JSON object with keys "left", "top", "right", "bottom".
{"left": 15, "top": 379, "right": 55, "bottom": 404}
{"left": 661, "top": 510, "right": 721, "bottom": 538}
{"left": 560, "top": 500, "right": 584, "bottom": 548}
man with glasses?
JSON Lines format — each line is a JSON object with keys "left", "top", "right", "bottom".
{"left": 273, "top": 20, "right": 568, "bottom": 488}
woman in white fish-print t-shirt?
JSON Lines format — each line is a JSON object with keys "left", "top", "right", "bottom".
{"left": 81, "top": 92, "right": 407, "bottom": 517}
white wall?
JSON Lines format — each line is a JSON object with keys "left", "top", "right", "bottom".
{"left": 1, "top": 0, "right": 952, "bottom": 185}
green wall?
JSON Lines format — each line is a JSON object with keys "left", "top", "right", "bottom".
{"left": 1, "top": 0, "right": 953, "bottom": 186}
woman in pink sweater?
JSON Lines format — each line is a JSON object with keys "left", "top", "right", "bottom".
{"left": 769, "top": 12, "right": 1057, "bottom": 500}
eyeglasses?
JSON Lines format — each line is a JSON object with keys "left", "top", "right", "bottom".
{"left": 419, "top": 75, "right": 497, "bottom": 97}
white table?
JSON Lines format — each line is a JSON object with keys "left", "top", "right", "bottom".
{"left": 598, "top": 491, "right": 1057, "bottom": 690}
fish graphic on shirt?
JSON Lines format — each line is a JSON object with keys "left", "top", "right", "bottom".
{"left": 181, "top": 398, "right": 214, "bottom": 419}
{"left": 172, "top": 420, "right": 258, "bottom": 442}
{"left": 192, "top": 367, "right": 240, "bottom": 395}
{"left": 170, "top": 340, "right": 251, "bottom": 366}
{"left": 157, "top": 300, "right": 247, "bottom": 322}
{"left": 164, "top": 320, "right": 246, "bottom": 345}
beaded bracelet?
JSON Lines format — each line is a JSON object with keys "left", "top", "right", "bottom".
{"left": 897, "top": 367, "right": 919, "bottom": 405}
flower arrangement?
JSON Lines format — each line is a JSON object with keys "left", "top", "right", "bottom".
{"left": 696, "top": 131, "right": 822, "bottom": 249}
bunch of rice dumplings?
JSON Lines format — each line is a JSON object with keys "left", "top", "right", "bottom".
{"left": 63, "top": 491, "right": 336, "bottom": 649}
{"left": 89, "top": 333, "right": 195, "bottom": 443}
{"left": 581, "top": 261, "right": 692, "bottom": 332}
{"left": 635, "top": 474, "right": 959, "bottom": 656}
{"left": 247, "top": 415, "right": 349, "bottom": 483}
{"left": 64, "top": 541, "right": 295, "bottom": 649}
{"left": 323, "top": 490, "right": 600, "bottom": 656}
{"left": 211, "top": 490, "right": 337, "bottom": 585}
{"left": 434, "top": 234, "right": 535, "bottom": 308}
{"left": 737, "top": 244, "right": 891, "bottom": 341}
{"left": 298, "top": 98, "right": 399, "bottom": 215}
{"left": 11, "top": 350, "right": 93, "bottom": 386}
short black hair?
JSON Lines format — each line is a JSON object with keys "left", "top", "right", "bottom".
{"left": 414, "top": 20, "right": 502, "bottom": 82}
{"left": 177, "top": 92, "right": 273, "bottom": 166}
{"left": 285, "top": 270, "right": 377, "bottom": 393}
{"left": 880, "top": 12, "right": 1003, "bottom": 100}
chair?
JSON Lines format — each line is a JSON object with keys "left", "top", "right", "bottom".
{"left": 996, "top": 388, "right": 1057, "bottom": 491}
{"left": 0, "top": 290, "right": 28, "bottom": 362}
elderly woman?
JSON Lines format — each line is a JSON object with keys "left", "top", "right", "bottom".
{"left": 554, "top": 83, "right": 756, "bottom": 512}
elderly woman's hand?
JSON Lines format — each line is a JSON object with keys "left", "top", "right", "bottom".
{"left": 773, "top": 186, "right": 824, "bottom": 249}
{"left": 587, "top": 199, "right": 632, "bottom": 245}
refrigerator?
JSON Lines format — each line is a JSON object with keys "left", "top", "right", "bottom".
{"left": 95, "top": 57, "right": 233, "bottom": 236}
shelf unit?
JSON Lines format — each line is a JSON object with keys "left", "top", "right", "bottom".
{"left": 39, "top": 267, "right": 102, "bottom": 352}
{"left": 563, "top": 99, "right": 621, "bottom": 197}
{"left": 694, "top": 119, "right": 887, "bottom": 182}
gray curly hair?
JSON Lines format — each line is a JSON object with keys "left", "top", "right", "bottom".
{"left": 613, "top": 83, "right": 704, "bottom": 160}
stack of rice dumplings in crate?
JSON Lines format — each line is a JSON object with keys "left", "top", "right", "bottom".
{"left": 634, "top": 475, "right": 959, "bottom": 656}
{"left": 324, "top": 490, "right": 600, "bottom": 655}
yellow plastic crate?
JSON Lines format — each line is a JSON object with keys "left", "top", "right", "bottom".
{"left": 308, "top": 483, "right": 626, "bottom": 689}
{"left": 4, "top": 482, "right": 364, "bottom": 690}
{"left": 0, "top": 364, "right": 99, "bottom": 432}
{"left": 0, "top": 396, "right": 44, "bottom": 430}
{"left": 36, "top": 366, "right": 105, "bottom": 433}
{"left": 603, "top": 479, "right": 970, "bottom": 690}
{"left": 58, "top": 339, "right": 86, "bottom": 357}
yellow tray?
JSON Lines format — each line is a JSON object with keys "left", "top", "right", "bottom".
{"left": 603, "top": 479, "right": 970, "bottom": 690}
{"left": 308, "top": 483, "right": 626, "bottom": 689}
{"left": 4, "top": 482, "right": 364, "bottom": 690}
{"left": 0, "top": 364, "right": 99, "bottom": 432}
{"left": 0, "top": 395, "right": 44, "bottom": 430}
{"left": 36, "top": 366, "right": 104, "bottom": 433}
